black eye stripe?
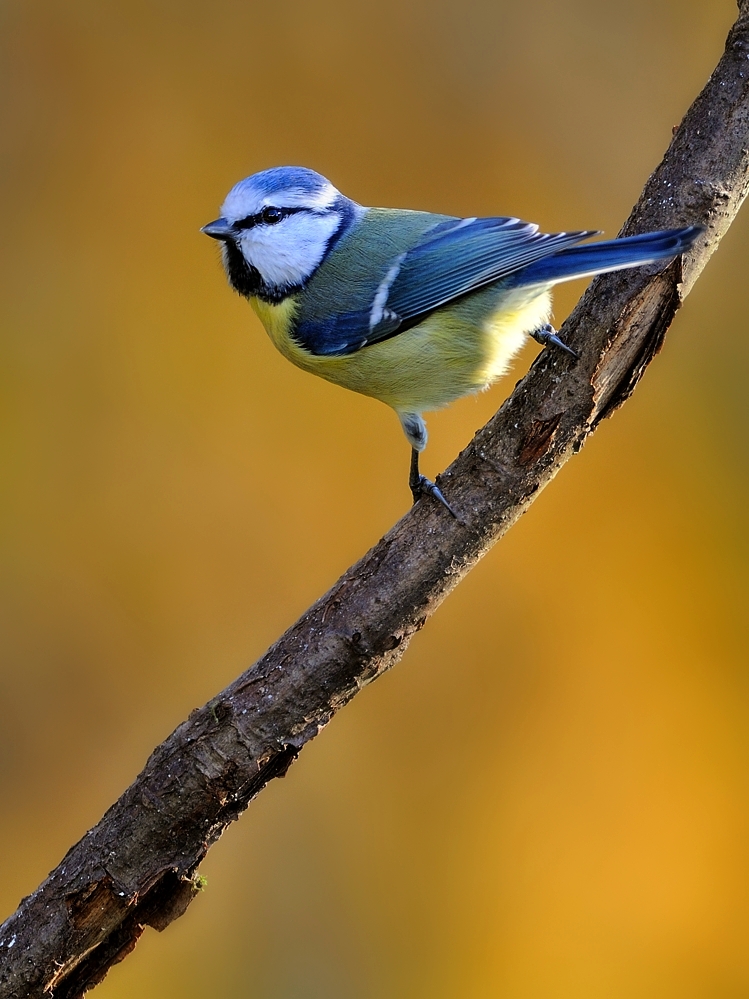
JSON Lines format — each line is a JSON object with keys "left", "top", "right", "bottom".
{"left": 233, "top": 206, "right": 306, "bottom": 230}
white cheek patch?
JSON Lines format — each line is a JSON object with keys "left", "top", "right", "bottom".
{"left": 240, "top": 212, "right": 342, "bottom": 288}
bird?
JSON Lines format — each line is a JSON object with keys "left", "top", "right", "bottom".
{"left": 202, "top": 166, "right": 700, "bottom": 517}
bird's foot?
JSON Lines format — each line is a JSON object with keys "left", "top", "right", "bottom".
{"left": 409, "top": 450, "right": 458, "bottom": 519}
{"left": 531, "top": 322, "right": 578, "bottom": 359}
{"left": 411, "top": 474, "right": 459, "bottom": 518}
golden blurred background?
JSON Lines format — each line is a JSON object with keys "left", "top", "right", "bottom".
{"left": 1, "top": 0, "right": 748, "bottom": 996}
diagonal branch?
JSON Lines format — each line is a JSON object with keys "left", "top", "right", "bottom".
{"left": 2, "top": 3, "right": 749, "bottom": 995}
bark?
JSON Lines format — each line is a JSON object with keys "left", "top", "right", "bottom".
{"left": 2, "top": 3, "right": 749, "bottom": 995}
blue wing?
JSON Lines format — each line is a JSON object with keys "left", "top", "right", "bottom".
{"left": 381, "top": 217, "right": 594, "bottom": 320}
{"left": 293, "top": 216, "right": 597, "bottom": 357}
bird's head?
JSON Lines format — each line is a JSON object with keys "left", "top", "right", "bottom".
{"left": 202, "top": 166, "right": 361, "bottom": 302}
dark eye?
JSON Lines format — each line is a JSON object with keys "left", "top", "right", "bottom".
{"left": 261, "top": 206, "right": 284, "bottom": 225}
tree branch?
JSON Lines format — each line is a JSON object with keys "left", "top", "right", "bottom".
{"left": 3, "top": 3, "right": 749, "bottom": 995}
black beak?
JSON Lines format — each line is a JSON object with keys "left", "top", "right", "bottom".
{"left": 201, "top": 218, "right": 234, "bottom": 241}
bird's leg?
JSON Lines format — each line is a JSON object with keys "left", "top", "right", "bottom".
{"left": 399, "top": 411, "right": 458, "bottom": 519}
{"left": 409, "top": 448, "right": 458, "bottom": 518}
{"left": 530, "top": 322, "right": 578, "bottom": 359}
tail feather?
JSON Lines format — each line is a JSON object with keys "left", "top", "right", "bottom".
{"left": 512, "top": 226, "right": 702, "bottom": 287}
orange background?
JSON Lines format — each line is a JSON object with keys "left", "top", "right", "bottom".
{"left": 1, "top": 2, "right": 748, "bottom": 997}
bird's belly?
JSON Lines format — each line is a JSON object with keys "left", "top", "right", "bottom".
{"left": 251, "top": 284, "right": 552, "bottom": 414}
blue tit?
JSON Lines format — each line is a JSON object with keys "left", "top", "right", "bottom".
{"left": 202, "top": 166, "right": 700, "bottom": 515}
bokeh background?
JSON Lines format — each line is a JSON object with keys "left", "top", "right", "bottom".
{"left": 1, "top": 1, "right": 748, "bottom": 996}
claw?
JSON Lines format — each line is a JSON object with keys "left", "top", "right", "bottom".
{"left": 531, "top": 322, "right": 579, "bottom": 359}
{"left": 412, "top": 474, "right": 459, "bottom": 518}
{"left": 409, "top": 449, "right": 459, "bottom": 519}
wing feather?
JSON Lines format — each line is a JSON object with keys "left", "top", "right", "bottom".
{"left": 294, "top": 215, "right": 597, "bottom": 356}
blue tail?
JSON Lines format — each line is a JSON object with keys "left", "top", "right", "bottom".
{"left": 513, "top": 226, "right": 702, "bottom": 287}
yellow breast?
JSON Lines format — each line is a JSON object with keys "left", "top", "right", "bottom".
{"left": 250, "top": 284, "right": 552, "bottom": 415}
